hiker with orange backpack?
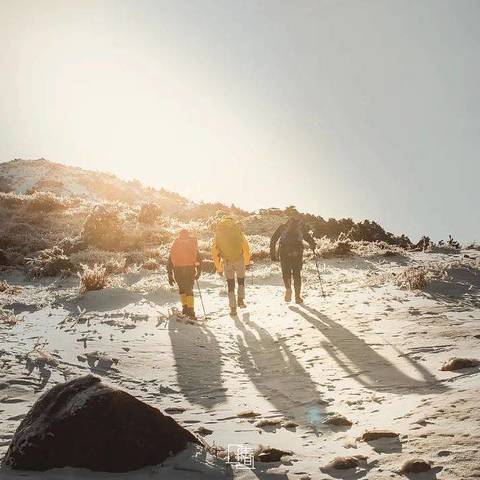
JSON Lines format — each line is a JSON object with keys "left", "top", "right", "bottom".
{"left": 212, "top": 216, "right": 251, "bottom": 316}
{"left": 167, "top": 229, "right": 202, "bottom": 320}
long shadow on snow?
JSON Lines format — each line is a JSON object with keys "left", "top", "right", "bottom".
{"left": 168, "top": 319, "right": 226, "bottom": 410}
{"left": 291, "top": 305, "right": 448, "bottom": 395}
{"left": 57, "top": 286, "right": 178, "bottom": 314}
{"left": 233, "top": 312, "right": 326, "bottom": 427}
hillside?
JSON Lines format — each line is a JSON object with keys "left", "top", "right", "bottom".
{"left": 0, "top": 158, "right": 187, "bottom": 212}
{"left": 0, "top": 157, "right": 461, "bottom": 275}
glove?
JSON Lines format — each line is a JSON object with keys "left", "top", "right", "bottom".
{"left": 195, "top": 267, "right": 201, "bottom": 280}
{"left": 168, "top": 274, "right": 175, "bottom": 286}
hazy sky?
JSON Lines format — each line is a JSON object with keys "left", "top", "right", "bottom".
{"left": 0, "top": 0, "right": 478, "bottom": 241}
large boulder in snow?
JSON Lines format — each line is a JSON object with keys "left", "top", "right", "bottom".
{"left": 2, "top": 375, "right": 200, "bottom": 472}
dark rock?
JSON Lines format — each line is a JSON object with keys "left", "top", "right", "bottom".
{"left": 2, "top": 375, "right": 199, "bottom": 472}
{"left": 324, "top": 414, "right": 353, "bottom": 427}
{"left": 437, "top": 450, "right": 451, "bottom": 457}
{"left": 256, "top": 448, "right": 291, "bottom": 463}
{"left": 441, "top": 357, "right": 480, "bottom": 371}
{"left": 399, "top": 458, "right": 431, "bottom": 474}
{"left": 361, "top": 430, "right": 399, "bottom": 442}
{"left": 325, "top": 456, "right": 359, "bottom": 470}
{"left": 164, "top": 407, "right": 186, "bottom": 414}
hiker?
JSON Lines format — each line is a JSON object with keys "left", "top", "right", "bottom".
{"left": 167, "top": 229, "right": 202, "bottom": 320}
{"left": 212, "top": 216, "right": 251, "bottom": 316}
{"left": 270, "top": 216, "right": 316, "bottom": 304}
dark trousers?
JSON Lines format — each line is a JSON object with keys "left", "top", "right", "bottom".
{"left": 280, "top": 252, "right": 303, "bottom": 294}
{"left": 174, "top": 266, "right": 195, "bottom": 296}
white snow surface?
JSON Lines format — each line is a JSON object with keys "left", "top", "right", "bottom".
{"left": 0, "top": 249, "right": 480, "bottom": 478}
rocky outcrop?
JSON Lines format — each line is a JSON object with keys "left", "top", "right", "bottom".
{"left": 3, "top": 375, "right": 199, "bottom": 472}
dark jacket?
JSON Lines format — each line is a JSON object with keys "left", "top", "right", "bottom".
{"left": 270, "top": 222, "right": 316, "bottom": 261}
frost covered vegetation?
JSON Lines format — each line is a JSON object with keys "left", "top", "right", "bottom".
{"left": 78, "top": 264, "right": 109, "bottom": 293}
{"left": 0, "top": 159, "right": 465, "bottom": 280}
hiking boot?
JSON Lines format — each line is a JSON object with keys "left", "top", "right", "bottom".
{"left": 284, "top": 288, "right": 292, "bottom": 302}
{"left": 229, "top": 306, "right": 238, "bottom": 316}
{"left": 182, "top": 305, "right": 188, "bottom": 315}
{"left": 295, "top": 295, "right": 303, "bottom": 304}
{"left": 238, "top": 299, "right": 246, "bottom": 308}
{"left": 186, "top": 307, "right": 197, "bottom": 320}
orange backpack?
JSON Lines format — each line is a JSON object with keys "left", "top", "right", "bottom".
{"left": 170, "top": 232, "right": 198, "bottom": 267}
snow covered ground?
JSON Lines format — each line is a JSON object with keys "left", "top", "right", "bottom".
{"left": 1, "top": 250, "right": 479, "bottom": 479}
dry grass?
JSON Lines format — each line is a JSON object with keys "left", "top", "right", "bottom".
{"left": 78, "top": 263, "right": 109, "bottom": 293}
{"left": 142, "top": 257, "right": 159, "bottom": 271}
{"left": 0, "top": 280, "right": 20, "bottom": 294}
{"left": 26, "top": 246, "right": 75, "bottom": 278}
{"left": 254, "top": 418, "right": 283, "bottom": 428}
{"left": 396, "top": 266, "right": 428, "bottom": 290}
{"left": 351, "top": 240, "right": 404, "bottom": 258}
{"left": 0, "top": 309, "right": 19, "bottom": 326}
{"left": 427, "top": 243, "right": 460, "bottom": 254}
{"left": 316, "top": 237, "right": 352, "bottom": 258}
{"left": 104, "top": 256, "right": 127, "bottom": 275}
{"left": 0, "top": 191, "right": 73, "bottom": 212}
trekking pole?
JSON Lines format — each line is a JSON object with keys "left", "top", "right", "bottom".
{"left": 196, "top": 279, "right": 207, "bottom": 319}
{"left": 313, "top": 253, "right": 326, "bottom": 298}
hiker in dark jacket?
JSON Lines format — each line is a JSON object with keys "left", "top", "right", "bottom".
{"left": 270, "top": 217, "right": 316, "bottom": 303}
{"left": 167, "top": 229, "right": 202, "bottom": 320}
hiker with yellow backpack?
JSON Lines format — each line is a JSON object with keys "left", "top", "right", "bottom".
{"left": 167, "top": 229, "right": 202, "bottom": 320}
{"left": 212, "top": 216, "right": 251, "bottom": 316}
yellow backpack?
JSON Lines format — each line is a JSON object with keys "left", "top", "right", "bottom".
{"left": 215, "top": 218, "right": 244, "bottom": 261}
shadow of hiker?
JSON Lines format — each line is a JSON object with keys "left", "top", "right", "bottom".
{"left": 168, "top": 319, "right": 226, "bottom": 410}
{"left": 291, "top": 305, "right": 448, "bottom": 395}
{"left": 233, "top": 312, "right": 326, "bottom": 427}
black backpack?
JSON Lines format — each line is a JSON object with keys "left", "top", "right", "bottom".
{"left": 279, "top": 223, "right": 303, "bottom": 253}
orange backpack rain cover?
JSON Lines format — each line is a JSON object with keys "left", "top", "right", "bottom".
{"left": 170, "top": 231, "right": 198, "bottom": 267}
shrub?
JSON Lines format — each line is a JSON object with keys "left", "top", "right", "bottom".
{"left": 105, "top": 257, "right": 127, "bottom": 274}
{"left": 247, "top": 234, "right": 271, "bottom": 261}
{"left": 427, "top": 244, "right": 460, "bottom": 254}
{"left": 396, "top": 267, "right": 428, "bottom": 290}
{"left": 78, "top": 264, "right": 108, "bottom": 293}
{"left": 0, "top": 192, "right": 24, "bottom": 209}
{"left": 0, "top": 308, "right": 18, "bottom": 326}
{"left": 465, "top": 242, "right": 480, "bottom": 251}
{"left": 26, "top": 246, "right": 75, "bottom": 278}
{"left": 27, "top": 191, "right": 69, "bottom": 213}
{"left": 138, "top": 203, "right": 162, "bottom": 225}
{"left": 57, "top": 236, "right": 86, "bottom": 255}
{"left": 142, "top": 257, "right": 159, "bottom": 270}
{"left": 316, "top": 237, "right": 352, "bottom": 258}
{"left": 81, "top": 204, "right": 125, "bottom": 250}
{"left": 351, "top": 240, "right": 404, "bottom": 258}
{"left": 0, "top": 280, "right": 19, "bottom": 294}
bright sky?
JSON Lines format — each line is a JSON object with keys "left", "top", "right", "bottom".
{"left": 0, "top": 0, "right": 478, "bottom": 242}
